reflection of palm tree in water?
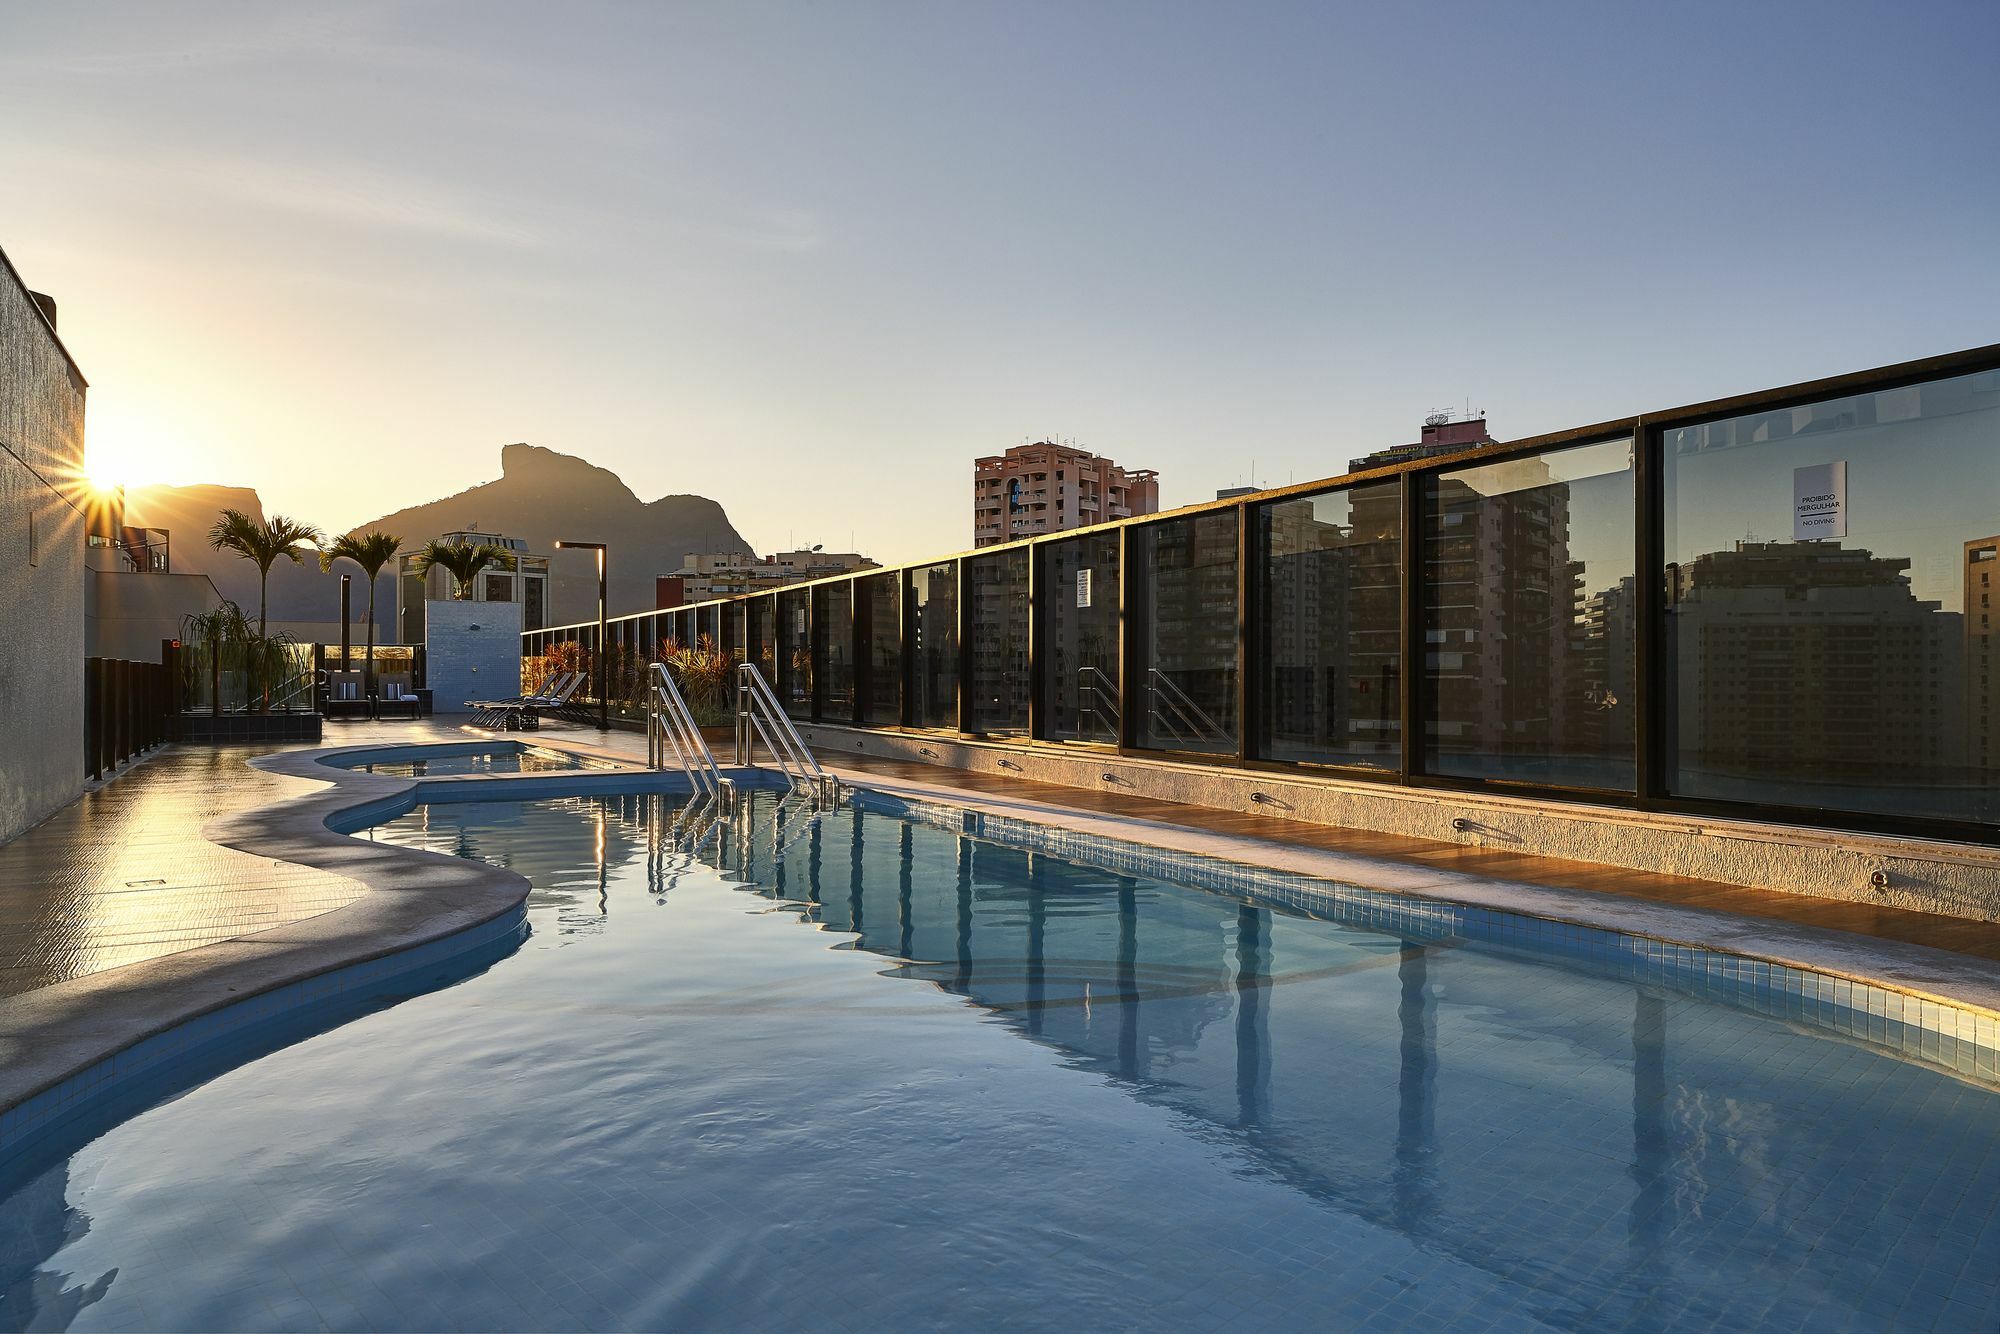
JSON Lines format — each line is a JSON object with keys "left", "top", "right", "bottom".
{"left": 0, "top": 1162, "right": 118, "bottom": 1330}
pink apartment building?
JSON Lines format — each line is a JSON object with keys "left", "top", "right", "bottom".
{"left": 973, "top": 442, "right": 1160, "bottom": 547}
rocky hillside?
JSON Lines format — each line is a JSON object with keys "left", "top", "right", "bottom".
{"left": 126, "top": 443, "right": 752, "bottom": 633}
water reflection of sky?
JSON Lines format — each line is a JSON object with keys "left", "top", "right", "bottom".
{"left": 6, "top": 791, "right": 1995, "bottom": 1331}
{"left": 396, "top": 791, "right": 2000, "bottom": 1325}
{"left": 1667, "top": 370, "right": 2000, "bottom": 606}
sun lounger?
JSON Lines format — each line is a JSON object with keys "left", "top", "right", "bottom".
{"left": 467, "top": 671, "right": 581, "bottom": 729}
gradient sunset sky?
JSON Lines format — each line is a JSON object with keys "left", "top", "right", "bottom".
{"left": 3, "top": 1, "right": 1994, "bottom": 563}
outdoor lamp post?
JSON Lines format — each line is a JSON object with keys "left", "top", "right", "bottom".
{"left": 554, "top": 540, "right": 610, "bottom": 731}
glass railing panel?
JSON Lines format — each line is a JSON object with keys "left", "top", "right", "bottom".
{"left": 1664, "top": 368, "right": 2000, "bottom": 822}
{"left": 817, "top": 583, "right": 855, "bottom": 719}
{"left": 1422, "top": 439, "right": 1635, "bottom": 790}
{"left": 910, "top": 562, "right": 959, "bottom": 729}
{"left": 859, "top": 573, "right": 902, "bottom": 725}
{"left": 749, "top": 596, "right": 776, "bottom": 683}
{"left": 1040, "top": 531, "right": 1120, "bottom": 743}
{"left": 1259, "top": 479, "right": 1401, "bottom": 769}
{"left": 969, "top": 549, "right": 1029, "bottom": 735}
{"left": 1132, "top": 512, "right": 1239, "bottom": 754}
{"left": 778, "top": 588, "right": 813, "bottom": 720}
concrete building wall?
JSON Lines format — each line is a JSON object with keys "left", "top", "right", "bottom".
{"left": 424, "top": 598, "right": 522, "bottom": 714}
{"left": 84, "top": 570, "right": 223, "bottom": 662}
{"left": 0, "top": 252, "right": 88, "bottom": 844}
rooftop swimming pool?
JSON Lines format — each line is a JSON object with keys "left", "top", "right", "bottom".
{"left": 3, "top": 789, "right": 1996, "bottom": 1331}
{"left": 326, "top": 743, "right": 606, "bottom": 777}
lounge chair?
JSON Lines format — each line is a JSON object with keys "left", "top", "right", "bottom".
{"left": 521, "top": 671, "right": 589, "bottom": 728}
{"left": 325, "top": 673, "right": 372, "bottom": 720}
{"left": 546, "top": 671, "right": 601, "bottom": 726}
{"left": 467, "top": 672, "right": 580, "bottom": 730}
{"left": 375, "top": 674, "right": 422, "bottom": 721}
{"left": 464, "top": 675, "right": 557, "bottom": 729}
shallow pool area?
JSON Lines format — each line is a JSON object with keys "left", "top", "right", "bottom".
{"left": 326, "top": 743, "right": 604, "bottom": 777}
{"left": 3, "top": 788, "right": 1997, "bottom": 1331}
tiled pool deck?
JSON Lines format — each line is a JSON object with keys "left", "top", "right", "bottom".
{"left": 2, "top": 715, "right": 1997, "bottom": 1138}
{"left": 0, "top": 741, "right": 380, "bottom": 999}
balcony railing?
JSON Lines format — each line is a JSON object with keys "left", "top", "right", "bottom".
{"left": 521, "top": 341, "right": 2000, "bottom": 846}
{"left": 87, "top": 526, "right": 171, "bottom": 573}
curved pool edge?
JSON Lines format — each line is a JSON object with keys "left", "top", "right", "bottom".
{"left": 0, "top": 740, "right": 701, "bottom": 1160}
{"left": 8, "top": 740, "right": 1993, "bottom": 1163}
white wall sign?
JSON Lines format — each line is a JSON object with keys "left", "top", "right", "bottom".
{"left": 1793, "top": 461, "right": 1847, "bottom": 540}
{"left": 1076, "top": 568, "right": 1093, "bottom": 609}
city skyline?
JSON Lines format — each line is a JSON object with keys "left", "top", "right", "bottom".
{"left": 4, "top": 2, "right": 1996, "bottom": 564}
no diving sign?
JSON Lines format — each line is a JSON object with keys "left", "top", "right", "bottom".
{"left": 1793, "top": 461, "right": 1847, "bottom": 540}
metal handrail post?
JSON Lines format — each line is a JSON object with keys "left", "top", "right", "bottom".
{"left": 736, "top": 662, "right": 836, "bottom": 803}
{"left": 648, "top": 664, "right": 723, "bottom": 798}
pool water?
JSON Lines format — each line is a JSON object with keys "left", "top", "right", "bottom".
{"left": 332, "top": 746, "right": 599, "bottom": 777}
{"left": 3, "top": 791, "right": 1996, "bottom": 1332}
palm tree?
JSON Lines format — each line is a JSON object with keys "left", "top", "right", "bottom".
{"left": 319, "top": 530, "right": 402, "bottom": 697}
{"left": 207, "top": 509, "right": 324, "bottom": 639}
{"left": 411, "top": 537, "right": 508, "bottom": 600}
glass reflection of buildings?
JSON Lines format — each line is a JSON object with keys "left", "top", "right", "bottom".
{"left": 1967, "top": 538, "right": 2000, "bottom": 777}
{"left": 1664, "top": 373, "right": 1997, "bottom": 812}
{"left": 1668, "top": 542, "right": 1962, "bottom": 786}
{"left": 968, "top": 551, "right": 1028, "bottom": 734}
{"left": 1039, "top": 533, "right": 1120, "bottom": 743}
{"left": 1262, "top": 486, "right": 1400, "bottom": 762}
{"left": 1141, "top": 512, "right": 1239, "bottom": 747}
{"left": 1422, "top": 455, "right": 1581, "bottom": 767}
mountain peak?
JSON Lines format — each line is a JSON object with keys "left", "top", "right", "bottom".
{"left": 499, "top": 441, "right": 639, "bottom": 504}
{"left": 122, "top": 442, "right": 751, "bottom": 628}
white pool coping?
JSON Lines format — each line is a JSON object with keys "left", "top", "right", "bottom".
{"left": 820, "top": 762, "right": 2000, "bottom": 1023}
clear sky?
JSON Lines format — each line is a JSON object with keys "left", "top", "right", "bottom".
{"left": 3, "top": 1, "right": 1994, "bottom": 564}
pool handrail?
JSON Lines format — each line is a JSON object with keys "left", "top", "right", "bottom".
{"left": 648, "top": 662, "right": 725, "bottom": 805}
{"left": 734, "top": 663, "right": 838, "bottom": 806}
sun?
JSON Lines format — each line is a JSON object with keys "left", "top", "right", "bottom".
{"left": 75, "top": 394, "right": 197, "bottom": 496}
{"left": 80, "top": 453, "right": 130, "bottom": 495}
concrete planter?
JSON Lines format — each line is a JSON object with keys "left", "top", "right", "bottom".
{"left": 174, "top": 713, "right": 324, "bottom": 745}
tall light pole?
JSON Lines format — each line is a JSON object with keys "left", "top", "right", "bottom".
{"left": 554, "top": 540, "right": 609, "bottom": 731}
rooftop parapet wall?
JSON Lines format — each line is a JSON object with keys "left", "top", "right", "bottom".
{"left": 796, "top": 722, "right": 2000, "bottom": 925}
{"left": 0, "top": 245, "right": 88, "bottom": 844}
{"left": 0, "top": 249, "right": 86, "bottom": 482}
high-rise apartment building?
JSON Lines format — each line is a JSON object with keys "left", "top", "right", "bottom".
{"left": 1965, "top": 537, "right": 1999, "bottom": 776}
{"left": 974, "top": 442, "right": 1158, "bottom": 547}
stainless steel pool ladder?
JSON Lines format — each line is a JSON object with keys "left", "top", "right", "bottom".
{"left": 648, "top": 662, "right": 731, "bottom": 810}
{"left": 734, "top": 663, "right": 840, "bottom": 807}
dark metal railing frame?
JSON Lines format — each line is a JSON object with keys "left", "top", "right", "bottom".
{"left": 520, "top": 340, "right": 2000, "bottom": 847}
{"left": 84, "top": 653, "right": 170, "bottom": 780}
